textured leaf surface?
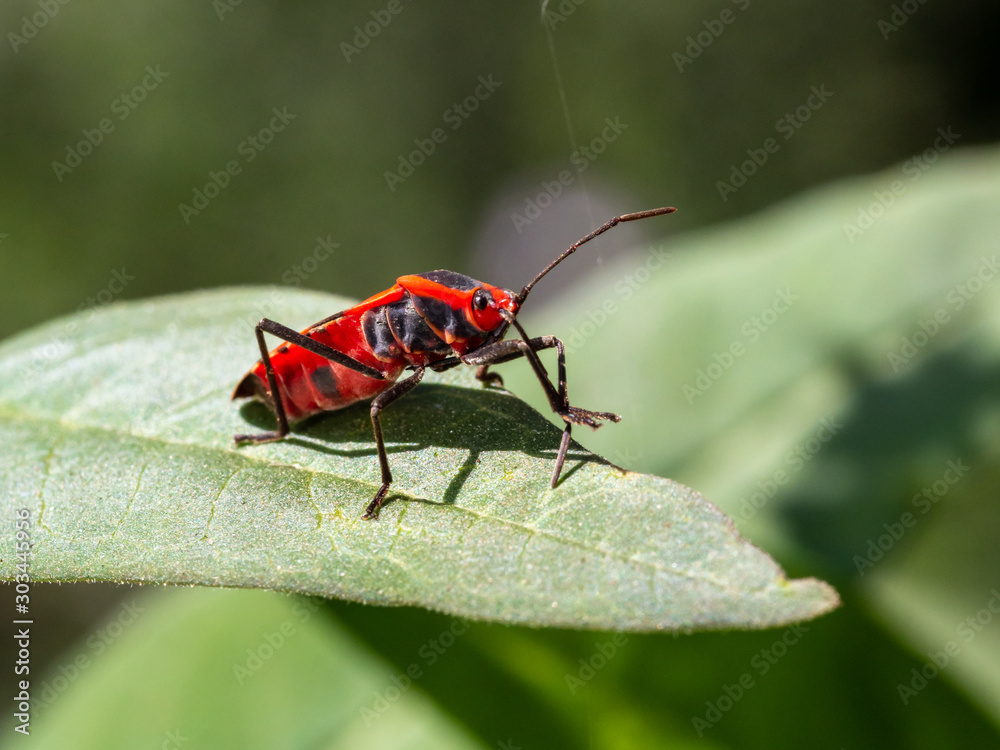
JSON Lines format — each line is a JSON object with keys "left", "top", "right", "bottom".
{"left": 0, "top": 288, "right": 837, "bottom": 630}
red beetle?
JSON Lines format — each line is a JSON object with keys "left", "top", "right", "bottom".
{"left": 234, "top": 206, "right": 676, "bottom": 518}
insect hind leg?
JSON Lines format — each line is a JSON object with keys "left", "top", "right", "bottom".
{"left": 234, "top": 319, "right": 292, "bottom": 445}
{"left": 233, "top": 317, "right": 386, "bottom": 446}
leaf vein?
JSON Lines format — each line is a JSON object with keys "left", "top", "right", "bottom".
{"left": 1, "top": 407, "right": 740, "bottom": 595}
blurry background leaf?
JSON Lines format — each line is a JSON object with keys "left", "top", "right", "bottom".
{"left": 507, "top": 145, "right": 1000, "bottom": 564}
{"left": 2, "top": 2, "right": 999, "bottom": 339}
{"left": 23, "top": 588, "right": 486, "bottom": 750}
{"left": 861, "top": 461, "right": 1000, "bottom": 727}
{"left": 503, "top": 145, "right": 1000, "bottom": 728}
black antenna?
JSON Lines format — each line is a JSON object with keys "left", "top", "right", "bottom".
{"left": 516, "top": 207, "right": 677, "bottom": 304}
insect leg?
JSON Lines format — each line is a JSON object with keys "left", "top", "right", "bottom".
{"left": 364, "top": 366, "right": 426, "bottom": 520}
{"left": 233, "top": 321, "right": 292, "bottom": 445}
{"left": 428, "top": 356, "right": 502, "bottom": 384}
{"left": 462, "top": 336, "right": 618, "bottom": 426}
{"left": 461, "top": 337, "right": 563, "bottom": 412}
{"left": 505, "top": 316, "right": 621, "bottom": 434}
{"left": 474, "top": 365, "right": 504, "bottom": 387}
{"left": 234, "top": 317, "right": 386, "bottom": 445}
{"left": 256, "top": 318, "right": 384, "bottom": 379}
{"left": 461, "top": 331, "right": 619, "bottom": 488}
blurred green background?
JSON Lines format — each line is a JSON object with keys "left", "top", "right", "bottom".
{"left": 3, "top": 0, "right": 1000, "bottom": 747}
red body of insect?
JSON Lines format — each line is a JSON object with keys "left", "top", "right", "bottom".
{"left": 233, "top": 207, "right": 676, "bottom": 518}
{"left": 233, "top": 272, "right": 518, "bottom": 421}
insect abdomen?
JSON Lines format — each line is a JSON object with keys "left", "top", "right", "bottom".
{"left": 236, "top": 313, "right": 404, "bottom": 421}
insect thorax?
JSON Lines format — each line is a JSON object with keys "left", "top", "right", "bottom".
{"left": 361, "top": 296, "right": 452, "bottom": 360}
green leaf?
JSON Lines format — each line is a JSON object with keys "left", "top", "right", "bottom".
{"left": 326, "top": 590, "right": 1000, "bottom": 750}
{"left": 21, "top": 587, "right": 487, "bottom": 750}
{"left": 494, "top": 143, "right": 1000, "bottom": 724}
{"left": 0, "top": 287, "right": 836, "bottom": 631}
{"left": 507, "top": 145, "right": 1000, "bottom": 566}
{"left": 860, "top": 460, "right": 1000, "bottom": 727}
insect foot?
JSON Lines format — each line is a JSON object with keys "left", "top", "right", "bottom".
{"left": 559, "top": 406, "right": 622, "bottom": 430}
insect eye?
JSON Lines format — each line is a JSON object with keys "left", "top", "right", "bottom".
{"left": 472, "top": 289, "right": 491, "bottom": 311}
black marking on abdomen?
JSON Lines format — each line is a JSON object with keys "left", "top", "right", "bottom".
{"left": 310, "top": 366, "right": 341, "bottom": 400}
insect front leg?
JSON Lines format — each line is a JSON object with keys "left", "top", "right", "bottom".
{"left": 474, "top": 364, "right": 504, "bottom": 387}
{"left": 365, "top": 366, "right": 426, "bottom": 520}
{"left": 234, "top": 317, "right": 386, "bottom": 446}
{"left": 461, "top": 332, "right": 619, "bottom": 488}
{"left": 428, "top": 356, "right": 502, "bottom": 387}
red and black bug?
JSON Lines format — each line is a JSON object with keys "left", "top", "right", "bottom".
{"left": 233, "top": 206, "right": 676, "bottom": 518}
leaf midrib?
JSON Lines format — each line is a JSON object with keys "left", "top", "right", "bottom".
{"left": 0, "top": 403, "right": 748, "bottom": 595}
